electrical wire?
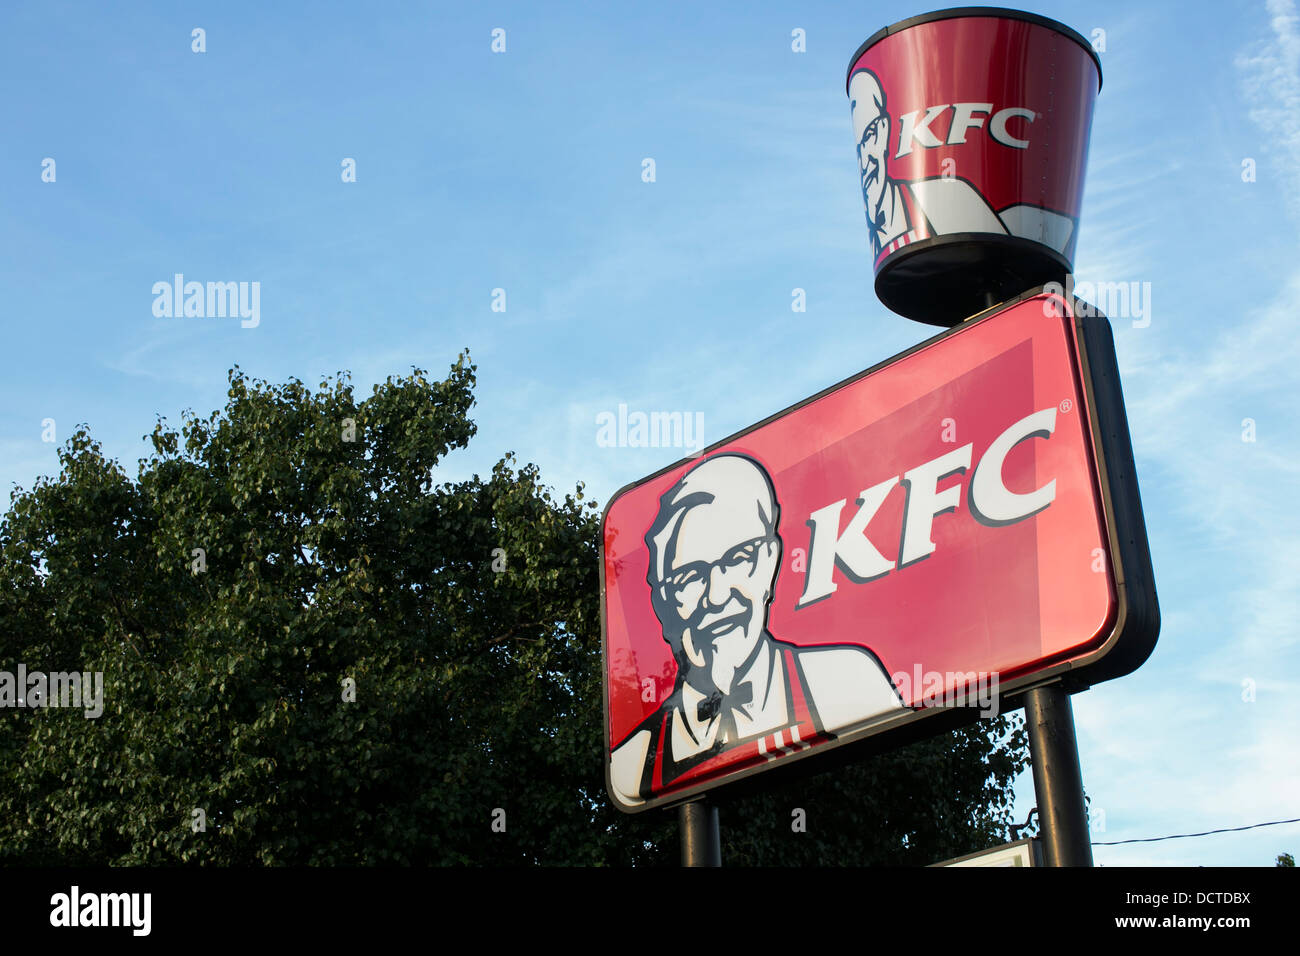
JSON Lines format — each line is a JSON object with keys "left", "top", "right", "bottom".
{"left": 1092, "top": 816, "right": 1300, "bottom": 846}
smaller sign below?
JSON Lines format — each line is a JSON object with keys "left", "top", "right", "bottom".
{"left": 932, "top": 838, "right": 1042, "bottom": 867}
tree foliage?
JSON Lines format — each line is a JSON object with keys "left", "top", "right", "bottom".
{"left": 722, "top": 717, "right": 1027, "bottom": 865}
{"left": 0, "top": 356, "right": 1025, "bottom": 865}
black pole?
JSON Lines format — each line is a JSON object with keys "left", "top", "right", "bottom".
{"left": 1023, "top": 684, "right": 1093, "bottom": 866}
{"left": 679, "top": 799, "right": 721, "bottom": 866}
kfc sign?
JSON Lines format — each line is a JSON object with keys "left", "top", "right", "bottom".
{"left": 894, "top": 103, "right": 1035, "bottom": 156}
{"left": 846, "top": 10, "right": 1102, "bottom": 325}
{"left": 796, "top": 405, "right": 1060, "bottom": 607}
{"left": 601, "top": 290, "right": 1158, "bottom": 812}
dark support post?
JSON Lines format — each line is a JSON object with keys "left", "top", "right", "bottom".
{"left": 679, "top": 799, "right": 721, "bottom": 867}
{"left": 1023, "top": 684, "right": 1093, "bottom": 866}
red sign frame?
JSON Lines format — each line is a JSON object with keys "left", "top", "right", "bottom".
{"left": 600, "top": 289, "right": 1158, "bottom": 813}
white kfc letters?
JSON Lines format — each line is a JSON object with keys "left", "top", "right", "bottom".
{"left": 796, "top": 407, "right": 1058, "bottom": 607}
{"left": 894, "top": 102, "right": 1035, "bottom": 157}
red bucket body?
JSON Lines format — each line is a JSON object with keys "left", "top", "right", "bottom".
{"left": 847, "top": 8, "right": 1101, "bottom": 325}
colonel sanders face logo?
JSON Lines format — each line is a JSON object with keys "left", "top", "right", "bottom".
{"left": 851, "top": 68, "right": 891, "bottom": 218}
{"left": 849, "top": 68, "right": 912, "bottom": 259}
{"left": 610, "top": 453, "right": 906, "bottom": 809}
{"left": 646, "top": 454, "right": 782, "bottom": 699}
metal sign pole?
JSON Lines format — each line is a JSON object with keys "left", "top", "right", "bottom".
{"left": 1023, "top": 684, "right": 1093, "bottom": 866}
{"left": 679, "top": 799, "right": 721, "bottom": 866}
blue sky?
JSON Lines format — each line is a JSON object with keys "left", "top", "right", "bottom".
{"left": 2, "top": 0, "right": 1297, "bottom": 866}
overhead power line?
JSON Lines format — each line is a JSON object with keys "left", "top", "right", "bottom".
{"left": 1092, "top": 816, "right": 1300, "bottom": 846}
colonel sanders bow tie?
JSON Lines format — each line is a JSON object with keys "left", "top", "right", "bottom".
{"left": 867, "top": 206, "right": 886, "bottom": 255}
{"left": 697, "top": 682, "right": 753, "bottom": 745}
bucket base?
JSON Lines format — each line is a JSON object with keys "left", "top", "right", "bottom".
{"left": 875, "top": 234, "right": 1071, "bottom": 326}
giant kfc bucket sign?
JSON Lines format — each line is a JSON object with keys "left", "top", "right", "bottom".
{"left": 602, "top": 291, "right": 1158, "bottom": 812}
{"left": 846, "top": 9, "right": 1102, "bottom": 325}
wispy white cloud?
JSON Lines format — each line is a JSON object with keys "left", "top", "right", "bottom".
{"left": 1237, "top": 0, "right": 1300, "bottom": 221}
{"left": 102, "top": 322, "right": 230, "bottom": 392}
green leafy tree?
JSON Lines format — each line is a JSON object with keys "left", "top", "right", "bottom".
{"left": 720, "top": 716, "right": 1027, "bottom": 865}
{"left": 0, "top": 355, "right": 1025, "bottom": 865}
{"left": 1278, "top": 852, "right": 1295, "bottom": 867}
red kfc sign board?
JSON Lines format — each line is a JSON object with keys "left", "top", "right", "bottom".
{"left": 601, "top": 289, "right": 1158, "bottom": 812}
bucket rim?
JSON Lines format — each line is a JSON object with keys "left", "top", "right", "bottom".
{"left": 845, "top": 7, "right": 1103, "bottom": 95}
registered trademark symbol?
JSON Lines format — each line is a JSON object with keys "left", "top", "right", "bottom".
{"left": 1059, "top": 399, "right": 1073, "bottom": 413}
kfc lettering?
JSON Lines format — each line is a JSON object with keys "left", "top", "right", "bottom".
{"left": 895, "top": 103, "right": 1035, "bottom": 157}
{"left": 797, "top": 407, "right": 1057, "bottom": 607}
